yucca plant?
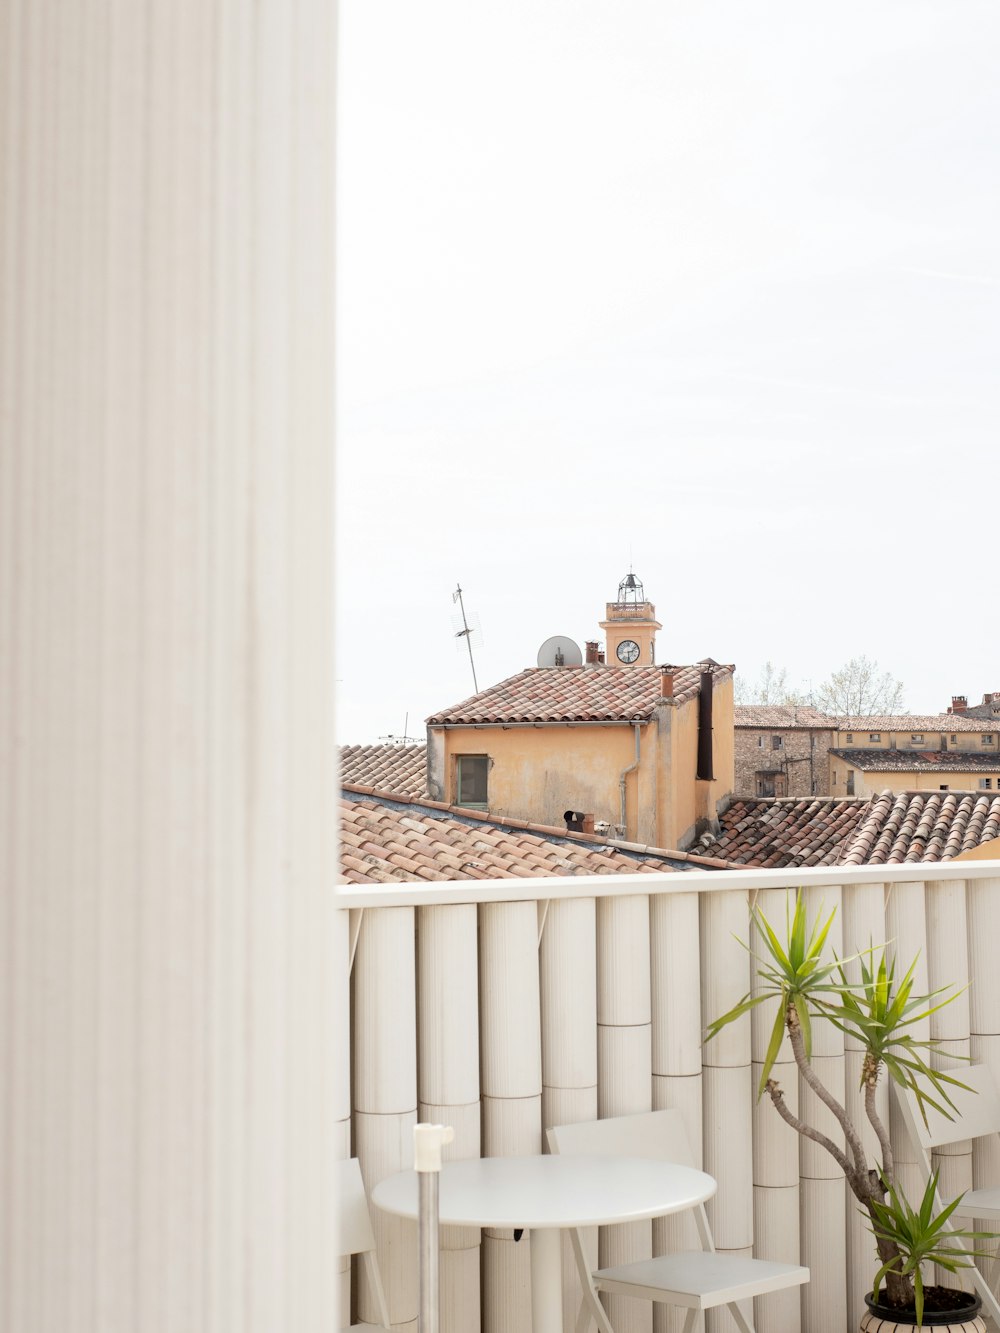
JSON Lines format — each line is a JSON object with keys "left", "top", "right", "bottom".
{"left": 705, "top": 889, "right": 986, "bottom": 1323}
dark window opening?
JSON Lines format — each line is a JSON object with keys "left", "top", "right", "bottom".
{"left": 456, "top": 754, "right": 489, "bottom": 809}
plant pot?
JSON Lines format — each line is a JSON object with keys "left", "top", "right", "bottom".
{"left": 860, "top": 1288, "right": 986, "bottom": 1331}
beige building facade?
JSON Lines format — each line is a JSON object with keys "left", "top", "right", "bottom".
{"left": 828, "top": 713, "right": 1000, "bottom": 796}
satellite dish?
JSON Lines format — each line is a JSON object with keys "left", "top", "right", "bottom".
{"left": 537, "top": 635, "right": 583, "bottom": 668}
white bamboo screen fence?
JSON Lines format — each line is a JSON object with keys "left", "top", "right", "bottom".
{"left": 339, "top": 863, "right": 1000, "bottom": 1333}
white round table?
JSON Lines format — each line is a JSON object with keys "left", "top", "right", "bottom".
{"left": 372, "top": 1154, "right": 716, "bottom": 1333}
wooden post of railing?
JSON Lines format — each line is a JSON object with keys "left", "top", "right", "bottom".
{"left": 335, "top": 908, "right": 353, "bottom": 1329}
{"left": 479, "top": 901, "right": 542, "bottom": 1333}
{"left": 886, "top": 882, "right": 931, "bottom": 1211}
{"left": 842, "top": 879, "right": 891, "bottom": 1318}
{"left": 967, "top": 875, "right": 1000, "bottom": 1279}
{"left": 597, "top": 894, "right": 653, "bottom": 1333}
{"left": 749, "top": 888, "right": 801, "bottom": 1333}
{"left": 700, "top": 889, "right": 753, "bottom": 1333}
{"left": 651, "top": 890, "right": 704, "bottom": 1333}
{"left": 354, "top": 907, "right": 419, "bottom": 1330}
{"left": 926, "top": 876, "right": 973, "bottom": 1290}
{"left": 797, "top": 884, "right": 847, "bottom": 1333}
{"left": 417, "top": 904, "right": 482, "bottom": 1333}
{"left": 539, "top": 896, "right": 598, "bottom": 1333}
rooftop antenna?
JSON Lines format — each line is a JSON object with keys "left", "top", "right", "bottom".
{"left": 452, "top": 582, "right": 481, "bottom": 694}
{"left": 378, "top": 712, "right": 422, "bottom": 746}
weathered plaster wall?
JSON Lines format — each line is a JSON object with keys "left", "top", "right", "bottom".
{"left": 735, "top": 728, "right": 833, "bottom": 797}
{"left": 832, "top": 727, "right": 1000, "bottom": 754}
{"left": 439, "top": 723, "right": 643, "bottom": 833}
{"left": 830, "top": 763, "right": 1000, "bottom": 798}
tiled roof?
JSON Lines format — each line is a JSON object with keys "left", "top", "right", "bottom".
{"left": 833, "top": 748, "right": 1000, "bottom": 773}
{"left": 427, "top": 663, "right": 734, "bottom": 726}
{"left": 702, "top": 790, "right": 1000, "bottom": 868}
{"left": 837, "top": 714, "right": 1000, "bottom": 734}
{"left": 704, "top": 797, "right": 867, "bottom": 868}
{"left": 735, "top": 705, "right": 836, "bottom": 729}
{"left": 339, "top": 786, "right": 734, "bottom": 884}
{"left": 339, "top": 743, "right": 427, "bottom": 797}
{"left": 840, "top": 790, "right": 1000, "bottom": 865}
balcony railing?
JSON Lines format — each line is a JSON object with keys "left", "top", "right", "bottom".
{"left": 336, "top": 859, "right": 1000, "bottom": 1333}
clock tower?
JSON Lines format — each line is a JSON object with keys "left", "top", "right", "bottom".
{"left": 599, "top": 571, "right": 661, "bottom": 666}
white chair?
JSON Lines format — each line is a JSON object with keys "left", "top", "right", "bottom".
{"left": 337, "top": 1157, "right": 392, "bottom": 1332}
{"left": 894, "top": 1064, "right": 1000, "bottom": 1326}
{"left": 547, "top": 1109, "right": 808, "bottom": 1333}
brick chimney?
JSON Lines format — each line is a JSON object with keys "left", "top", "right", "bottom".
{"left": 949, "top": 695, "right": 968, "bottom": 714}
{"left": 585, "top": 640, "right": 600, "bottom": 665}
{"left": 659, "top": 666, "right": 674, "bottom": 698}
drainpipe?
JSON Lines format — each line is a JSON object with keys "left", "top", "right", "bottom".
{"left": 619, "top": 722, "right": 642, "bottom": 836}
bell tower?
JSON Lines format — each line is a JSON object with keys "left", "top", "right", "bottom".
{"left": 599, "top": 571, "right": 661, "bottom": 666}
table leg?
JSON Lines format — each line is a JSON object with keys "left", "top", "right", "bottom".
{"left": 529, "top": 1227, "right": 563, "bottom": 1333}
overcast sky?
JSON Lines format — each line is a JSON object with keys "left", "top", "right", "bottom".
{"left": 336, "top": 1, "right": 999, "bottom": 744}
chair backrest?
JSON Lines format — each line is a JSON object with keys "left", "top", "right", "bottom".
{"left": 336, "top": 1156, "right": 378, "bottom": 1257}
{"left": 547, "top": 1108, "right": 697, "bottom": 1168}
{"left": 897, "top": 1065, "right": 1000, "bottom": 1154}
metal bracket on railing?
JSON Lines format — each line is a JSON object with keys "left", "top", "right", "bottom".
{"left": 414, "top": 1122, "right": 454, "bottom": 1333}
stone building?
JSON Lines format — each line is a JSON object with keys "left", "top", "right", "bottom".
{"left": 734, "top": 705, "right": 836, "bottom": 797}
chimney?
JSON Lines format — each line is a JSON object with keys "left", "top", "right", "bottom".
{"left": 585, "top": 640, "right": 600, "bottom": 665}
{"left": 659, "top": 665, "right": 674, "bottom": 698}
{"left": 949, "top": 695, "right": 968, "bottom": 714}
{"left": 696, "top": 663, "right": 714, "bottom": 781}
{"left": 597, "top": 649, "right": 605, "bottom": 664}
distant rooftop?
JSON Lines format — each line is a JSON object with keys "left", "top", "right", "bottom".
{"left": 426, "top": 662, "right": 734, "bottom": 726}
{"left": 837, "top": 714, "right": 1000, "bottom": 733}
{"left": 833, "top": 748, "right": 1000, "bottom": 773}
{"left": 340, "top": 742, "right": 427, "bottom": 798}
{"left": 703, "top": 790, "right": 1000, "bottom": 868}
{"left": 735, "top": 704, "right": 836, "bottom": 728}
{"left": 339, "top": 786, "right": 733, "bottom": 884}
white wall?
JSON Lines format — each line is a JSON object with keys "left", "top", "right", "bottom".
{"left": 0, "top": 2, "right": 338, "bottom": 1329}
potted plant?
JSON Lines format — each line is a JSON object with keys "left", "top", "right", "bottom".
{"left": 705, "top": 890, "right": 991, "bottom": 1330}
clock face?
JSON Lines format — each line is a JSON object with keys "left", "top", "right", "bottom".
{"left": 616, "top": 639, "right": 640, "bottom": 664}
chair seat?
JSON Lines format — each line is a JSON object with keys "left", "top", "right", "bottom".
{"left": 593, "top": 1251, "right": 809, "bottom": 1308}
{"left": 950, "top": 1188, "right": 1000, "bottom": 1222}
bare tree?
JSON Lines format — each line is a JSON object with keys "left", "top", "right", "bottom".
{"left": 812, "top": 655, "right": 905, "bottom": 717}
{"left": 734, "top": 660, "right": 804, "bottom": 706}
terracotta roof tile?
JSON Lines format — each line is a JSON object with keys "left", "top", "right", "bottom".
{"left": 339, "top": 743, "right": 427, "bottom": 797}
{"left": 701, "top": 789, "right": 1000, "bottom": 868}
{"left": 426, "top": 663, "right": 734, "bottom": 726}
{"left": 699, "top": 797, "right": 867, "bottom": 868}
{"left": 839, "top": 791, "right": 1000, "bottom": 866}
{"left": 837, "top": 714, "right": 1000, "bottom": 734}
{"left": 833, "top": 748, "right": 1000, "bottom": 773}
{"left": 735, "top": 706, "right": 836, "bottom": 728}
{"left": 339, "top": 786, "right": 735, "bottom": 884}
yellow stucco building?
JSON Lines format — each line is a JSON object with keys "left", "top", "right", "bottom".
{"left": 828, "top": 714, "right": 1000, "bottom": 797}
{"left": 425, "top": 577, "right": 734, "bottom": 851}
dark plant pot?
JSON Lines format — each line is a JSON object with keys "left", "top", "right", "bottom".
{"left": 860, "top": 1288, "right": 985, "bottom": 1330}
